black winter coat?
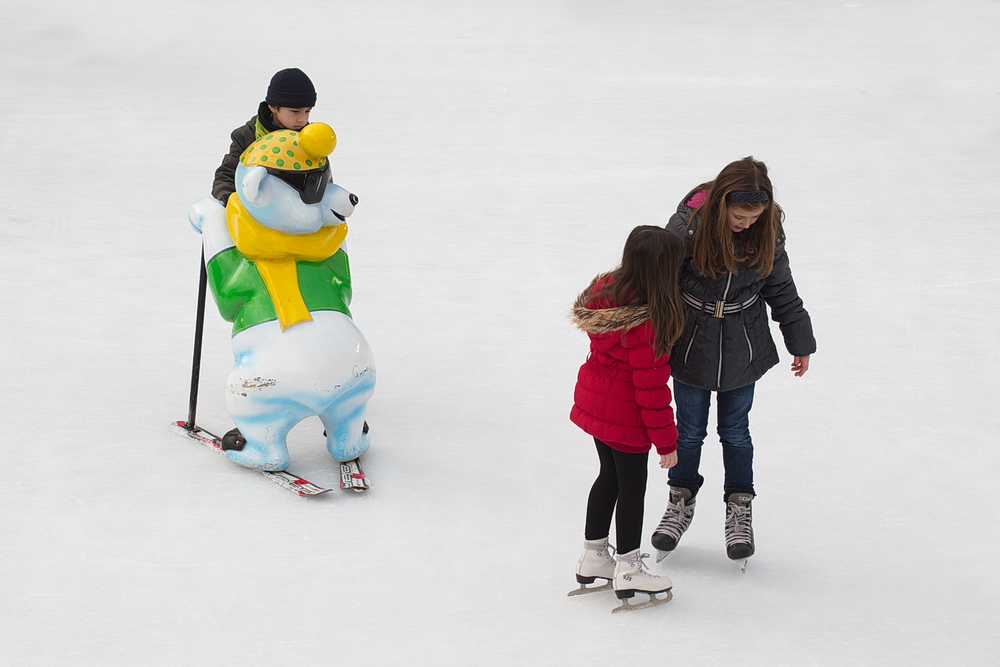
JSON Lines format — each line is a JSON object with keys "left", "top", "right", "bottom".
{"left": 211, "top": 102, "right": 281, "bottom": 203}
{"left": 666, "top": 191, "right": 816, "bottom": 392}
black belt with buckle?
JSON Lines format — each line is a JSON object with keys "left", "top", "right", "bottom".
{"left": 682, "top": 292, "right": 759, "bottom": 318}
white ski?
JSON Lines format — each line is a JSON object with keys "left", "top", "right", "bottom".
{"left": 172, "top": 421, "right": 332, "bottom": 496}
{"left": 339, "top": 458, "right": 370, "bottom": 492}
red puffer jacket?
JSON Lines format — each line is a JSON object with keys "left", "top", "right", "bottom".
{"left": 569, "top": 277, "right": 678, "bottom": 455}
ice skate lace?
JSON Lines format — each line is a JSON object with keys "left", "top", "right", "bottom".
{"left": 583, "top": 541, "right": 616, "bottom": 561}
{"left": 596, "top": 543, "right": 616, "bottom": 559}
{"left": 621, "top": 552, "right": 653, "bottom": 572}
{"left": 654, "top": 498, "right": 694, "bottom": 540}
{"left": 636, "top": 552, "right": 652, "bottom": 571}
{"left": 725, "top": 503, "right": 752, "bottom": 547}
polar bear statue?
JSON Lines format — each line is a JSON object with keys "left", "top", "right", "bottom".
{"left": 188, "top": 122, "right": 374, "bottom": 472}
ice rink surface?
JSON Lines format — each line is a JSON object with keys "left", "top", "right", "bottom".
{"left": 1, "top": 0, "right": 998, "bottom": 664}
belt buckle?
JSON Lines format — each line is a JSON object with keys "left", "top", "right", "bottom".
{"left": 713, "top": 301, "right": 725, "bottom": 318}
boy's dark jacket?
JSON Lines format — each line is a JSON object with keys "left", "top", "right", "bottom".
{"left": 212, "top": 102, "right": 281, "bottom": 203}
{"left": 666, "top": 190, "right": 816, "bottom": 392}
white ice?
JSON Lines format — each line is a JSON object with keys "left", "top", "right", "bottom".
{"left": 1, "top": 1, "right": 998, "bottom": 665}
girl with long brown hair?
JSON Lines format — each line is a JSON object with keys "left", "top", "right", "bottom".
{"left": 568, "top": 225, "right": 685, "bottom": 612}
{"left": 650, "top": 157, "right": 816, "bottom": 571}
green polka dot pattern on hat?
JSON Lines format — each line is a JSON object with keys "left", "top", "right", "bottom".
{"left": 240, "top": 129, "right": 327, "bottom": 171}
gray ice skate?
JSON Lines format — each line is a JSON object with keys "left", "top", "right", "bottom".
{"left": 725, "top": 491, "right": 755, "bottom": 573}
{"left": 651, "top": 485, "right": 696, "bottom": 562}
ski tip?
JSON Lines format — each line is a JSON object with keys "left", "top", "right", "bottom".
{"left": 295, "top": 487, "right": 334, "bottom": 497}
{"left": 172, "top": 420, "right": 213, "bottom": 438}
{"left": 339, "top": 458, "right": 370, "bottom": 492}
{"left": 340, "top": 480, "right": 370, "bottom": 492}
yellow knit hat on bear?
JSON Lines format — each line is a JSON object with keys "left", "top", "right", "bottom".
{"left": 239, "top": 122, "right": 337, "bottom": 171}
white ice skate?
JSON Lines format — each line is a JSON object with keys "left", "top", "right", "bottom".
{"left": 567, "top": 538, "right": 615, "bottom": 596}
{"left": 725, "top": 491, "right": 755, "bottom": 573}
{"left": 651, "top": 485, "right": 696, "bottom": 563}
{"left": 611, "top": 549, "right": 673, "bottom": 613}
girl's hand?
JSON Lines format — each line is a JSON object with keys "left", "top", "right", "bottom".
{"left": 659, "top": 452, "right": 678, "bottom": 469}
{"left": 792, "top": 355, "right": 810, "bottom": 377}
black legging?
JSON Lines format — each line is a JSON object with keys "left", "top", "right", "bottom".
{"left": 584, "top": 437, "right": 648, "bottom": 554}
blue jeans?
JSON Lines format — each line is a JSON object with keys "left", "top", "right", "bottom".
{"left": 668, "top": 380, "right": 756, "bottom": 495}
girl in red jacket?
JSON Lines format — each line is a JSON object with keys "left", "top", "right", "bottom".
{"left": 568, "top": 225, "right": 686, "bottom": 610}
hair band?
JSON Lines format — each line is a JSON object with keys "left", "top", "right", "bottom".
{"left": 726, "top": 191, "right": 770, "bottom": 204}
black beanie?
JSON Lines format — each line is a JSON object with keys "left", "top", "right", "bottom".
{"left": 265, "top": 68, "right": 317, "bottom": 108}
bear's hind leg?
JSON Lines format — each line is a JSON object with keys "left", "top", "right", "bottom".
{"left": 320, "top": 378, "right": 375, "bottom": 463}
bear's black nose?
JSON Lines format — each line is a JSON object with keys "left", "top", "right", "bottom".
{"left": 350, "top": 194, "right": 359, "bottom": 206}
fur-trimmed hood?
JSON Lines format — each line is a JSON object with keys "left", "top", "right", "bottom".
{"left": 571, "top": 281, "right": 649, "bottom": 335}
{"left": 569, "top": 276, "right": 678, "bottom": 457}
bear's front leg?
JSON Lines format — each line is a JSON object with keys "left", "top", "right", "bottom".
{"left": 222, "top": 415, "right": 292, "bottom": 472}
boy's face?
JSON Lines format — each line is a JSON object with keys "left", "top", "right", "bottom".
{"left": 269, "top": 105, "right": 312, "bottom": 131}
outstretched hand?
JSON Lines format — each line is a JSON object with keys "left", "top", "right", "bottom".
{"left": 792, "top": 355, "right": 810, "bottom": 377}
{"left": 659, "top": 452, "right": 678, "bottom": 469}
{"left": 188, "top": 196, "right": 226, "bottom": 234}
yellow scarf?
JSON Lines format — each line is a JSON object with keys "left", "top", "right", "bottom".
{"left": 226, "top": 197, "right": 348, "bottom": 330}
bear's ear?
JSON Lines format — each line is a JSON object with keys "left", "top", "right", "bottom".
{"left": 240, "top": 165, "right": 268, "bottom": 205}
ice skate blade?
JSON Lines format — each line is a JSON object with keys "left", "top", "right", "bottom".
{"left": 654, "top": 549, "right": 672, "bottom": 563}
{"left": 735, "top": 558, "right": 749, "bottom": 574}
{"left": 567, "top": 579, "right": 613, "bottom": 596}
{"left": 611, "top": 589, "right": 672, "bottom": 613}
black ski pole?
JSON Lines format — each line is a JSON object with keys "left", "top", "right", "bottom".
{"left": 183, "top": 248, "right": 208, "bottom": 431}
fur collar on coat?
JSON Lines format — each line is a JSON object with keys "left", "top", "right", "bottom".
{"left": 570, "top": 277, "right": 648, "bottom": 336}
